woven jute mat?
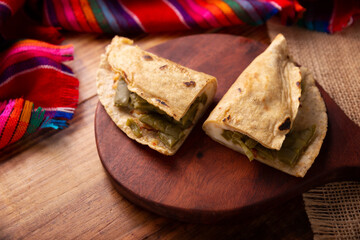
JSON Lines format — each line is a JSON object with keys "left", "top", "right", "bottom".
{"left": 267, "top": 18, "right": 360, "bottom": 239}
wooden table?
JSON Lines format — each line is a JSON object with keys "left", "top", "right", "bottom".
{"left": 0, "top": 24, "right": 313, "bottom": 239}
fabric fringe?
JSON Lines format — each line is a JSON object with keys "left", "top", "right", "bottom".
{"left": 0, "top": 37, "right": 79, "bottom": 150}
{"left": 59, "top": 85, "right": 79, "bottom": 109}
{"left": 41, "top": 118, "right": 68, "bottom": 130}
{"left": 0, "top": 98, "right": 23, "bottom": 149}
{"left": 9, "top": 100, "right": 32, "bottom": 144}
{"left": 0, "top": 98, "right": 76, "bottom": 150}
{"left": 303, "top": 182, "right": 360, "bottom": 239}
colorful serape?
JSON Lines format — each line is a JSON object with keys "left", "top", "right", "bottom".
{"left": 40, "top": 0, "right": 358, "bottom": 34}
{"left": 42, "top": 0, "right": 360, "bottom": 34}
{"left": 298, "top": 0, "right": 360, "bottom": 33}
{"left": 1, "top": 0, "right": 358, "bottom": 37}
{"left": 42, "top": 0, "right": 289, "bottom": 34}
{"left": 0, "top": 39, "right": 79, "bottom": 150}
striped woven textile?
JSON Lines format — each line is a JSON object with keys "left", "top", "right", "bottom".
{"left": 42, "top": 0, "right": 293, "bottom": 34}
{"left": 1, "top": 0, "right": 307, "bottom": 37}
{"left": 0, "top": 1, "right": 359, "bottom": 37}
{"left": 297, "top": 0, "right": 360, "bottom": 33}
{"left": 0, "top": 39, "right": 79, "bottom": 150}
{"left": 44, "top": 0, "right": 360, "bottom": 34}
{"left": 42, "top": 0, "right": 306, "bottom": 34}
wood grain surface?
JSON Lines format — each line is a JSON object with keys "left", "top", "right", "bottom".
{"left": 0, "top": 25, "right": 318, "bottom": 239}
{"left": 95, "top": 34, "right": 360, "bottom": 223}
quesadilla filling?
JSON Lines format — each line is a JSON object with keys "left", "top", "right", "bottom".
{"left": 221, "top": 125, "right": 316, "bottom": 167}
{"left": 114, "top": 78, "right": 207, "bottom": 148}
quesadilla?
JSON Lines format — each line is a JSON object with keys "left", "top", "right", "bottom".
{"left": 97, "top": 36, "right": 217, "bottom": 155}
{"left": 203, "top": 34, "right": 327, "bottom": 177}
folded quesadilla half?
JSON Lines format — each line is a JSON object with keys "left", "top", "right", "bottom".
{"left": 97, "top": 36, "right": 217, "bottom": 155}
{"left": 203, "top": 34, "right": 327, "bottom": 177}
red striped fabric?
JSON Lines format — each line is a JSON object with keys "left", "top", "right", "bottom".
{"left": 121, "top": 0, "right": 189, "bottom": 32}
{"left": 0, "top": 98, "right": 23, "bottom": 149}
{"left": 70, "top": 0, "right": 93, "bottom": 32}
{"left": 9, "top": 100, "right": 33, "bottom": 144}
{"left": 0, "top": 39, "right": 79, "bottom": 150}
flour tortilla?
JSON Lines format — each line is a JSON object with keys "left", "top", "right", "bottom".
{"left": 97, "top": 36, "right": 217, "bottom": 155}
{"left": 203, "top": 34, "right": 327, "bottom": 177}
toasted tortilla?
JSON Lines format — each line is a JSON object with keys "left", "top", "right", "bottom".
{"left": 107, "top": 36, "right": 216, "bottom": 121}
{"left": 97, "top": 36, "right": 217, "bottom": 155}
{"left": 206, "top": 34, "right": 302, "bottom": 150}
{"left": 203, "top": 35, "right": 327, "bottom": 177}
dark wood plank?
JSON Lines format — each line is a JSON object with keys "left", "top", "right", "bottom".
{"left": 95, "top": 34, "right": 360, "bottom": 223}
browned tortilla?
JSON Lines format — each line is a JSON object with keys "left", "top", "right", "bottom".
{"left": 107, "top": 36, "right": 217, "bottom": 121}
{"left": 205, "top": 34, "right": 302, "bottom": 150}
{"left": 97, "top": 36, "right": 217, "bottom": 155}
{"left": 203, "top": 34, "right": 327, "bottom": 177}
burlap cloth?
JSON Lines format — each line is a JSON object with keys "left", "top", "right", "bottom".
{"left": 267, "top": 18, "right": 360, "bottom": 239}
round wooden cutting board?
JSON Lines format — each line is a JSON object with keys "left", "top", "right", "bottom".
{"left": 95, "top": 34, "right": 360, "bottom": 223}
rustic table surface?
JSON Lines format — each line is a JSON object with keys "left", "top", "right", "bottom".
{"left": 0, "top": 25, "right": 313, "bottom": 239}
